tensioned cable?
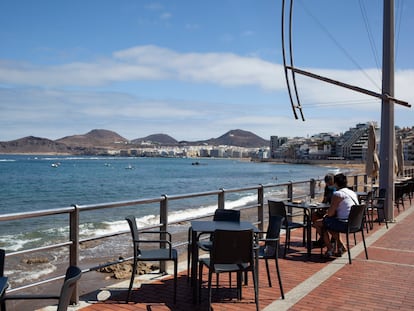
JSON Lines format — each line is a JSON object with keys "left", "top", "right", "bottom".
{"left": 297, "top": 0, "right": 381, "bottom": 91}
{"left": 395, "top": 0, "right": 404, "bottom": 63}
{"left": 359, "top": 0, "right": 381, "bottom": 80}
{"left": 304, "top": 98, "right": 380, "bottom": 109}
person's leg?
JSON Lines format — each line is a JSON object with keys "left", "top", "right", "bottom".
{"left": 313, "top": 218, "right": 325, "bottom": 247}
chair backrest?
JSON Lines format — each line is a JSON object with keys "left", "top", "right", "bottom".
{"left": 213, "top": 209, "right": 240, "bottom": 222}
{"left": 56, "top": 266, "right": 82, "bottom": 311}
{"left": 375, "top": 188, "right": 386, "bottom": 207}
{"left": 347, "top": 204, "right": 366, "bottom": 233}
{"left": 268, "top": 200, "right": 287, "bottom": 219}
{"left": 0, "top": 249, "right": 5, "bottom": 277}
{"left": 263, "top": 216, "right": 283, "bottom": 257}
{"left": 125, "top": 215, "right": 139, "bottom": 242}
{"left": 210, "top": 229, "right": 254, "bottom": 266}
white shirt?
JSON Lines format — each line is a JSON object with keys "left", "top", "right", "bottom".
{"left": 334, "top": 188, "right": 359, "bottom": 220}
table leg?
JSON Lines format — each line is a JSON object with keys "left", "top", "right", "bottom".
{"left": 191, "top": 230, "right": 199, "bottom": 303}
{"left": 306, "top": 210, "right": 312, "bottom": 256}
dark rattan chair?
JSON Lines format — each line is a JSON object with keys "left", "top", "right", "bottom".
{"left": 256, "top": 215, "right": 284, "bottom": 299}
{"left": 198, "top": 229, "right": 258, "bottom": 311}
{"left": 268, "top": 200, "right": 306, "bottom": 258}
{"left": 125, "top": 215, "right": 178, "bottom": 304}
{"left": 2, "top": 265, "right": 81, "bottom": 311}
{"left": 329, "top": 204, "right": 369, "bottom": 264}
{"left": 198, "top": 209, "right": 240, "bottom": 251}
{"left": 394, "top": 183, "right": 407, "bottom": 212}
{"left": 370, "top": 188, "right": 388, "bottom": 229}
{"left": 187, "top": 209, "right": 240, "bottom": 280}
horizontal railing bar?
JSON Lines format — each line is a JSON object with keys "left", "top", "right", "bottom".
{"left": 4, "top": 242, "right": 73, "bottom": 258}
{"left": 76, "top": 197, "right": 164, "bottom": 211}
{"left": 0, "top": 206, "right": 74, "bottom": 221}
{"left": 163, "top": 189, "right": 222, "bottom": 201}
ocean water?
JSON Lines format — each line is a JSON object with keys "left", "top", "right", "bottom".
{"left": 0, "top": 155, "right": 334, "bottom": 250}
{"left": 0, "top": 155, "right": 334, "bottom": 285}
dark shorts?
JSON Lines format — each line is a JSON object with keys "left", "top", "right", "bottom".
{"left": 323, "top": 216, "right": 347, "bottom": 232}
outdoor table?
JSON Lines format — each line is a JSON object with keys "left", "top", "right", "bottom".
{"left": 283, "top": 201, "right": 330, "bottom": 256}
{"left": 190, "top": 220, "right": 258, "bottom": 303}
{"left": 356, "top": 191, "right": 368, "bottom": 201}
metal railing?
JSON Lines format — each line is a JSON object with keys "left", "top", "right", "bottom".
{"left": 1, "top": 169, "right": 413, "bottom": 305}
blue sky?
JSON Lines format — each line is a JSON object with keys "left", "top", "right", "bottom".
{"left": 0, "top": 0, "right": 413, "bottom": 141}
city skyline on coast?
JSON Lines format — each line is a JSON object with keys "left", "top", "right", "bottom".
{"left": 0, "top": 0, "right": 413, "bottom": 142}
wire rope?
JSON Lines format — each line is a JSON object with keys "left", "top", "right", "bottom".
{"left": 297, "top": 0, "right": 381, "bottom": 91}
{"left": 358, "top": 0, "right": 381, "bottom": 80}
{"left": 395, "top": 0, "right": 404, "bottom": 63}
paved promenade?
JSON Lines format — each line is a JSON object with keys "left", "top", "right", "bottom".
{"left": 74, "top": 198, "right": 414, "bottom": 311}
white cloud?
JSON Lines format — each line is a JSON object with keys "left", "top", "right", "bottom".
{"left": 0, "top": 45, "right": 413, "bottom": 141}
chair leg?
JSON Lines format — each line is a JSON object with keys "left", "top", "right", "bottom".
{"left": 361, "top": 231, "right": 369, "bottom": 260}
{"left": 208, "top": 270, "right": 213, "bottom": 311}
{"left": 346, "top": 233, "right": 352, "bottom": 264}
{"left": 274, "top": 256, "right": 285, "bottom": 299}
{"left": 252, "top": 269, "right": 259, "bottom": 311}
{"left": 173, "top": 259, "right": 177, "bottom": 304}
{"left": 265, "top": 258, "right": 272, "bottom": 287}
{"left": 237, "top": 271, "right": 242, "bottom": 300}
{"left": 283, "top": 230, "right": 289, "bottom": 258}
{"left": 126, "top": 257, "right": 138, "bottom": 302}
{"left": 198, "top": 263, "right": 203, "bottom": 303}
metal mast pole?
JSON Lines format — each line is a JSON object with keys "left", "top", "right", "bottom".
{"left": 379, "top": 0, "right": 395, "bottom": 221}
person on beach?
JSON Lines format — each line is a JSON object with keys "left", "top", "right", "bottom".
{"left": 312, "top": 173, "right": 335, "bottom": 247}
{"left": 320, "top": 173, "right": 359, "bottom": 257}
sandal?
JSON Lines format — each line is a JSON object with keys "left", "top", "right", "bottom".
{"left": 338, "top": 244, "right": 347, "bottom": 252}
{"left": 334, "top": 244, "right": 347, "bottom": 257}
{"left": 324, "top": 250, "right": 334, "bottom": 258}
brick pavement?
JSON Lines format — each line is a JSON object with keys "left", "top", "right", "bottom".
{"left": 74, "top": 197, "right": 414, "bottom": 311}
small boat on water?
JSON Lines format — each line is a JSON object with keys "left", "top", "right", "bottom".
{"left": 51, "top": 162, "right": 60, "bottom": 168}
{"left": 125, "top": 164, "right": 134, "bottom": 170}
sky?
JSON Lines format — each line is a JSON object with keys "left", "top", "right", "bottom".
{"left": 0, "top": 0, "right": 413, "bottom": 142}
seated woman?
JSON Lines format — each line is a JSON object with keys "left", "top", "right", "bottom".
{"left": 312, "top": 173, "right": 335, "bottom": 247}
{"left": 314, "top": 173, "right": 359, "bottom": 257}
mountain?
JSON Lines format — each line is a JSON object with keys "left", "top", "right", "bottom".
{"left": 0, "top": 129, "right": 269, "bottom": 154}
{"left": 201, "top": 129, "right": 268, "bottom": 148}
{"left": 131, "top": 134, "right": 178, "bottom": 145}
{"left": 0, "top": 136, "right": 73, "bottom": 154}
{"left": 56, "top": 129, "right": 128, "bottom": 147}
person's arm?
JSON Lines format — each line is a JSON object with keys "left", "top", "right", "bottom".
{"left": 326, "top": 193, "right": 341, "bottom": 217}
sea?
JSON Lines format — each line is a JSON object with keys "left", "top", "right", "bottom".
{"left": 0, "top": 155, "right": 335, "bottom": 285}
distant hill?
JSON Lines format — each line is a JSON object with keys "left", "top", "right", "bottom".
{"left": 56, "top": 129, "right": 128, "bottom": 147}
{"left": 201, "top": 129, "right": 268, "bottom": 148}
{"left": 131, "top": 134, "right": 178, "bottom": 145}
{"left": 0, "top": 129, "right": 269, "bottom": 154}
{"left": 0, "top": 136, "right": 73, "bottom": 154}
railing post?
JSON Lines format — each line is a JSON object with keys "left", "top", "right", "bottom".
{"left": 218, "top": 189, "right": 225, "bottom": 209}
{"left": 287, "top": 182, "right": 293, "bottom": 222}
{"left": 363, "top": 175, "right": 368, "bottom": 192}
{"left": 69, "top": 205, "right": 80, "bottom": 305}
{"left": 310, "top": 178, "right": 316, "bottom": 199}
{"left": 353, "top": 175, "right": 359, "bottom": 191}
{"left": 287, "top": 182, "right": 293, "bottom": 201}
{"left": 257, "top": 185, "right": 264, "bottom": 232}
{"left": 160, "top": 195, "right": 168, "bottom": 273}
